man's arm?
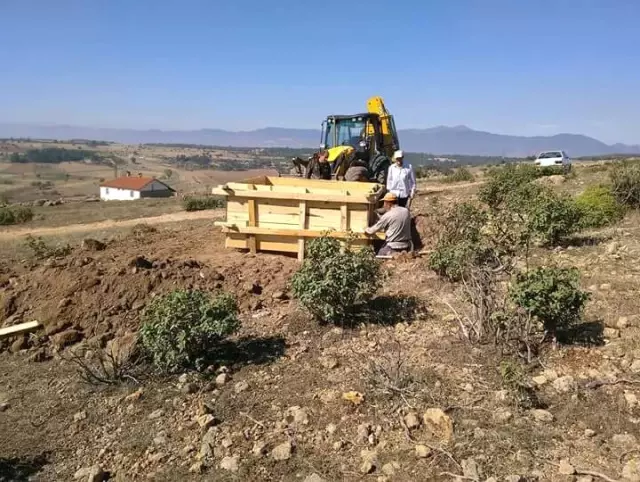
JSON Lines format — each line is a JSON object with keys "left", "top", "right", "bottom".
{"left": 365, "top": 211, "right": 389, "bottom": 235}
{"left": 408, "top": 164, "right": 417, "bottom": 197}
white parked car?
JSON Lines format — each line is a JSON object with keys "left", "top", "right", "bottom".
{"left": 534, "top": 150, "right": 571, "bottom": 171}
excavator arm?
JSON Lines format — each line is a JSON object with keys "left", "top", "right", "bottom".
{"left": 366, "top": 96, "right": 400, "bottom": 159}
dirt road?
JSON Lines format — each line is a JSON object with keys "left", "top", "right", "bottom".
{"left": 0, "top": 209, "right": 222, "bottom": 240}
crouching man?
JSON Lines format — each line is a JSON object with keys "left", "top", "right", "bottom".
{"left": 364, "top": 192, "right": 412, "bottom": 256}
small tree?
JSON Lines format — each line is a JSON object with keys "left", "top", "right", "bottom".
{"left": 509, "top": 266, "right": 590, "bottom": 339}
{"left": 610, "top": 160, "right": 640, "bottom": 208}
{"left": 290, "top": 235, "right": 382, "bottom": 323}
{"left": 140, "top": 290, "right": 239, "bottom": 372}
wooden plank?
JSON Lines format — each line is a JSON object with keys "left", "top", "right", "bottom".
{"left": 340, "top": 204, "right": 348, "bottom": 231}
{"left": 221, "top": 189, "right": 375, "bottom": 204}
{"left": 248, "top": 199, "right": 257, "bottom": 254}
{"left": 268, "top": 176, "right": 380, "bottom": 192}
{"left": 222, "top": 225, "right": 385, "bottom": 240}
{"left": 227, "top": 182, "right": 257, "bottom": 191}
{"left": 298, "top": 200, "right": 307, "bottom": 261}
{"left": 226, "top": 234, "right": 299, "bottom": 253}
{"left": 0, "top": 320, "right": 41, "bottom": 339}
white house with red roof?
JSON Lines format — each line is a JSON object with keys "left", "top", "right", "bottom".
{"left": 99, "top": 173, "right": 175, "bottom": 201}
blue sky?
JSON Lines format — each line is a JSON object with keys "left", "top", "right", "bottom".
{"left": 1, "top": 0, "right": 639, "bottom": 144}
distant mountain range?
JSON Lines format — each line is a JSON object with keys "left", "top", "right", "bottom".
{"left": 1, "top": 122, "right": 639, "bottom": 158}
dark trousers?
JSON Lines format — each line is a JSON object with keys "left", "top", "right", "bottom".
{"left": 397, "top": 197, "right": 409, "bottom": 207}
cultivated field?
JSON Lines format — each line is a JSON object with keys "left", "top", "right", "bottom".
{"left": 1, "top": 160, "right": 640, "bottom": 482}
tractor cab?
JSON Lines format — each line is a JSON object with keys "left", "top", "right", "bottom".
{"left": 320, "top": 113, "right": 383, "bottom": 164}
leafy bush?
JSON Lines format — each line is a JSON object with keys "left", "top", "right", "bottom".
{"left": 521, "top": 186, "right": 583, "bottom": 245}
{"left": 183, "top": 196, "right": 225, "bottom": 211}
{"left": 0, "top": 204, "right": 34, "bottom": 225}
{"left": 575, "top": 185, "right": 625, "bottom": 229}
{"left": 140, "top": 290, "right": 239, "bottom": 372}
{"left": 24, "top": 235, "right": 72, "bottom": 259}
{"left": 610, "top": 160, "right": 640, "bottom": 208}
{"left": 428, "top": 202, "right": 496, "bottom": 281}
{"left": 509, "top": 266, "right": 590, "bottom": 337}
{"left": 290, "top": 235, "right": 382, "bottom": 323}
{"left": 440, "top": 167, "right": 475, "bottom": 184}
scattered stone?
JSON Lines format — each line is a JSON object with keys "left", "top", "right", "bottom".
{"left": 493, "top": 408, "right": 513, "bottom": 423}
{"left": 531, "top": 409, "right": 554, "bottom": 423}
{"left": 332, "top": 441, "right": 344, "bottom": 451}
{"left": 577, "top": 476, "right": 594, "bottom": 482}
{"left": 81, "top": 238, "right": 106, "bottom": 251}
{"left": 73, "top": 411, "right": 87, "bottom": 422}
{"left": 181, "top": 383, "right": 198, "bottom": 395}
{"left": 584, "top": 429, "right": 596, "bottom": 438}
{"left": 153, "top": 432, "right": 167, "bottom": 445}
{"left": 415, "top": 445, "right": 431, "bottom": 458}
{"left": 360, "top": 450, "right": 378, "bottom": 474}
{"left": 221, "top": 437, "right": 233, "bottom": 448}
{"left": 558, "top": 459, "right": 576, "bottom": 475}
{"left": 618, "top": 316, "right": 630, "bottom": 329}
{"left": 423, "top": 408, "right": 454, "bottom": 442}
{"left": 188, "top": 461, "right": 204, "bottom": 474}
{"left": 52, "top": 329, "right": 82, "bottom": 349}
{"left": 303, "top": 474, "right": 326, "bottom": 482}
{"left": 630, "top": 360, "right": 640, "bottom": 374}
{"left": 0, "top": 402, "right": 9, "bottom": 412}
{"left": 10, "top": 337, "right": 27, "bottom": 353}
{"left": 625, "top": 392, "right": 639, "bottom": 409}
{"left": 605, "top": 241, "right": 620, "bottom": 255}
{"left": 600, "top": 283, "right": 612, "bottom": 291}
{"left": 382, "top": 462, "right": 400, "bottom": 476}
{"left": 622, "top": 458, "right": 640, "bottom": 481}
{"left": 215, "top": 373, "right": 229, "bottom": 386}
{"left": 272, "top": 291, "right": 288, "bottom": 301}
{"left": 148, "top": 409, "right": 164, "bottom": 420}
{"left": 404, "top": 413, "right": 421, "bottom": 430}
{"left": 357, "top": 423, "right": 371, "bottom": 442}
{"left": 178, "top": 374, "right": 189, "bottom": 384}
{"left": 73, "top": 465, "right": 105, "bottom": 481}
{"left": 553, "top": 375, "right": 577, "bottom": 393}
{"left": 252, "top": 441, "right": 268, "bottom": 456}
{"left": 532, "top": 375, "right": 547, "bottom": 386}
{"left": 220, "top": 456, "right": 239, "bottom": 472}
{"left": 494, "top": 390, "right": 509, "bottom": 402}
{"left": 320, "top": 356, "right": 339, "bottom": 369}
{"left": 197, "top": 414, "right": 217, "bottom": 429}
{"left": 612, "top": 433, "right": 638, "bottom": 447}
{"left": 288, "top": 406, "right": 309, "bottom": 425}
{"left": 325, "top": 423, "right": 337, "bottom": 435}
{"left": 125, "top": 388, "right": 144, "bottom": 402}
{"left": 271, "top": 441, "right": 293, "bottom": 461}
{"left": 234, "top": 381, "right": 249, "bottom": 393}
{"left": 461, "top": 458, "right": 482, "bottom": 480}
{"left": 604, "top": 327, "right": 621, "bottom": 339}
{"left": 105, "top": 333, "right": 138, "bottom": 365}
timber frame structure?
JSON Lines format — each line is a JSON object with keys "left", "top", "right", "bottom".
{"left": 212, "top": 176, "right": 385, "bottom": 260}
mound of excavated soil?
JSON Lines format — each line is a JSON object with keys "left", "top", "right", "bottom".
{"left": 0, "top": 229, "right": 298, "bottom": 354}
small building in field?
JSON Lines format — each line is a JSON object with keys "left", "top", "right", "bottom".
{"left": 99, "top": 174, "right": 175, "bottom": 201}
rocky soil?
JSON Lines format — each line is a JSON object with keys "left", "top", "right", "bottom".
{"left": 1, "top": 189, "right": 640, "bottom": 481}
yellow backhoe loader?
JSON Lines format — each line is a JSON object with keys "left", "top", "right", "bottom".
{"left": 292, "top": 96, "right": 400, "bottom": 185}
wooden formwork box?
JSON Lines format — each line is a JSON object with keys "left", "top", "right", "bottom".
{"left": 212, "top": 176, "right": 385, "bottom": 260}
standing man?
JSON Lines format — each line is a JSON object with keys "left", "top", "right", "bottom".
{"left": 386, "top": 150, "right": 416, "bottom": 208}
{"left": 304, "top": 150, "right": 332, "bottom": 180}
{"left": 365, "top": 192, "right": 412, "bottom": 256}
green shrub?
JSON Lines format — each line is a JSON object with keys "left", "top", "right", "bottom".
{"left": 427, "top": 202, "right": 493, "bottom": 281}
{"left": 290, "top": 235, "right": 382, "bottom": 323}
{"left": 183, "top": 196, "right": 225, "bottom": 211}
{"left": 509, "top": 266, "right": 590, "bottom": 337}
{"left": 25, "top": 235, "right": 72, "bottom": 259}
{"left": 0, "top": 204, "right": 34, "bottom": 225}
{"left": 140, "top": 290, "right": 239, "bottom": 372}
{"left": 440, "top": 167, "right": 475, "bottom": 184}
{"left": 575, "top": 185, "right": 625, "bottom": 229}
{"left": 521, "top": 186, "right": 583, "bottom": 245}
{"left": 610, "top": 161, "right": 640, "bottom": 208}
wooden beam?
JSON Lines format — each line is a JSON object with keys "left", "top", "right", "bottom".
{"left": 215, "top": 189, "right": 375, "bottom": 204}
{"left": 0, "top": 320, "right": 42, "bottom": 339}
{"left": 247, "top": 199, "right": 257, "bottom": 254}
{"left": 221, "top": 225, "right": 385, "bottom": 240}
{"left": 298, "top": 200, "right": 307, "bottom": 261}
{"left": 340, "top": 204, "right": 348, "bottom": 231}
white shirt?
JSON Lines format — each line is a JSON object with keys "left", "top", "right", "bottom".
{"left": 386, "top": 163, "right": 416, "bottom": 198}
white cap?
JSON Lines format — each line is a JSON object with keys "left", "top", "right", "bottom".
{"left": 393, "top": 150, "right": 404, "bottom": 159}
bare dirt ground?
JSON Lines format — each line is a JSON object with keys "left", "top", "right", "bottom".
{"left": 1, "top": 168, "right": 640, "bottom": 482}
{"left": 0, "top": 209, "right": 222, "bottom": 240}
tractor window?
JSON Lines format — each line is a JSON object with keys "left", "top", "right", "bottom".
{"left": 334, "top": 118, "right": 368, "bottom": 148}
